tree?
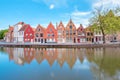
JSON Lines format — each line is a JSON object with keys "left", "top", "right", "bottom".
{"left": 0, "top": 29, "right": 8, "bottom": 39}
{"left": 89, "top": 7, "right": 120, "bottom": 44}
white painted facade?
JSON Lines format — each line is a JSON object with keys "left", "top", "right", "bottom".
{"left": 94, "top": 31, "right": 103, "bottom": 44}
{"left": 18, "top": 31, "right": 24, "bottom": 42}
{"left": 57, "top": 30, "right": 65, "bottom": 43}
{"left": 77, "top": 33, "right": 86, "bottom": 43}
{"left": 13, "top": 23, "right": 23, "bottom": 43}
{"left": 13, "top": 48, "right": 24, "bottom": 65}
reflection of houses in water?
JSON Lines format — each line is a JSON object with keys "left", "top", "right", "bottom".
{"left": 65, "top": 48, "right": 77, "bottom": 69}
{"left": 4, "top": 47, "right": 14, "bottom": 60}
{"left": 85, "top": 48, "right": 94, "bottom": 62}
{"left": 34, "top": 48, "right": 46, "bottom": 64}
{"left": 45, "top": 48, "right": 58, "bottom": 66}
{"left": 24, "top": 48, "right": 35, "bottom": 64}
{"left": 5, "top": 48, "right": 92, "bottom": 69}
{"left": 57, "top": 48, "right": 66, "bottom": 67}
{"left": 13, "top": 48, "right": 24, "bottom": 65}
{"left": 94, "top": 48, "right": 104, "bottom": 60}
{"left": 76, "top": 48, "right": 86, "bottom": 63}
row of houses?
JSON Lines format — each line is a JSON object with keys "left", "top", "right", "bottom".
{"left": 5, "top": 19, "right": 106, "bottom": 43}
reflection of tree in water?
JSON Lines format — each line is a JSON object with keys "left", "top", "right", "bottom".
{"left": 0, "top": 47, "right": 6, "bottom": 53}
{"left": 90, "top": 48, "right": 120, "bottom": 80}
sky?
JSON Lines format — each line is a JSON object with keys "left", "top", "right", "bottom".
{"left": 0, "top": 0, "right": 120, "bottom": 29}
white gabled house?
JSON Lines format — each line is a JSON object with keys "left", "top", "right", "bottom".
{"left": 13, "top": 22, "right": 25, "bottom": 43}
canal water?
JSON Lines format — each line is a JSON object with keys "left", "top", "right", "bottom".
{"left": 0, "top": 47, "right": 120, "bottom": 80}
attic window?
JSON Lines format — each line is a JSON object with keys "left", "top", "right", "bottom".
{"left": 50, "top": 28, "right": 52, "bottom": 32}
{"left": 38, "top": 29, "right": 40, "bottom": 31}
{"left": 70, "top": 25, "right": 72, "bottom": 29}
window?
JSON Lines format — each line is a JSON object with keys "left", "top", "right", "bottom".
{"left": 40, "top": 33, "right": 43, "bottom": 37}
{"left": 38, "top": 39, "right": 40, "bottom": 42}
{"left": 58, "top": 30, "right": 61, "bottom": 33}
{"left": 89, "top": 38, "right": 91, "bottom": 41}
{"left": 70, "top": 25, "right": 72, "bottom": 29}
{"left": 36, "top": 33, "right": 38, "bottom": 37}
{"left": 38, "top": 29, "right": 40, "bottom": 31}
{"left": 87, "top": 33, "right": 90, "bottom": 36}
{"left": 91, "top": 33, "right": 93, "bottom": 36}
{"left": 35, "top": 38, "right": 37, "bottom": 42}
{"left": 66, "top": 30, "right": 69, "bottom": 35}
{"left": 26, "top": 34, "right": 28, "bottom": 36}
{"left": 52, "top": 33, "right": 54, "bottom": 37}
{"left": 50, "top": 28, "right": 52, "bottom": 32}
{"left": 73, "top": 31, "right": 76, "bottom": 35}
{"left": 48, "top": 34, "right": 50, "bottom": 37}
{"left": 28, "top": 29, "right": 30, "bottom": 32}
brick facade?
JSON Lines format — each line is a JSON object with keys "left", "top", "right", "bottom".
{"left": 34, "top": 24, "right": 47, "bottom": 43}
{"left": 46, "top": 22, "right": 57, "bottom": 43}
{"left": 65, "top": 19, "right": 77, "bottom": 43}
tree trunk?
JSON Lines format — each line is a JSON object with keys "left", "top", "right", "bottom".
{"left": 101, "top": 27, "right": 106, "bottom": 44}
{"left": 103, "top": 34, "right": 106, "bottom": 44}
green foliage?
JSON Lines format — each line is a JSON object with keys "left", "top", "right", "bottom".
{"left": 0, "top": 29, "right": 8, "bottom": 39}
{"left": 89, "top": 7, "right": 120, "bottom": 43}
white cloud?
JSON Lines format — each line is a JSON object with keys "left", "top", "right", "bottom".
{"left": 72, "top": 11, "right": 91, "bottom": 17}
{"left": 49, "top": 4, "right": 55, "bottom": 9}
{"left": 63, "top": 8, "right": 92, "bottom": 28}
{"left": 92, "top": 0, "right": 120, "bottom": 9}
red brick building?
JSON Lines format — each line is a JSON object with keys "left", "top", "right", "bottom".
{"left": 46, "top": 22, "right": 57, "bottom": 43}
{"left": 34, "top": 24, "right": 47, "bottom": 43}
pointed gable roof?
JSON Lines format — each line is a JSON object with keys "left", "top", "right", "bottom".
{"left": 19, "top": 24, "right": 29, "bottom": 31}
{"left": 66, "top": 19, "right": 76, "bottom": 29}
{"left": 14, "top": 22, "right": 25, "bottom": 26}
{"left": 57, "top": 21, "right": 65, "bottom": 29}
{"left": 77, "top": 24, "right": 85, "bottom": 32}
{"left": 46, "top": 22, "right": 56, "bottom": 31}
{"left": 36, "top": 24, "right": 45, "bottom": 32}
